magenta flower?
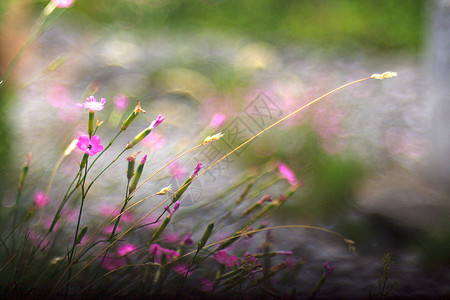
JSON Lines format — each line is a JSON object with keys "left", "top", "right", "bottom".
{"left": 149, "top": 114, "right": 165, "bottom": 130}
{"left": 33, "top": 190, "right": 49, "bottom": 208}
{"left": 102, "top": 225, "right": 122, "bottom": 235}
{"left": 117, "top": 243, "right": 137, "bottom": 256}
{"left": 181, "top": 232, "right": 194, "bottom": 246}
{"left": 149, "top": 244, "right": 180, "bottom": 263}
{"left": 113, "top": 94, "right": 129, "bottom": 111}
{"left": 51, "top": 0, "right": 74, "bottom": 8}
{"left": 191, "top": 162, "right": 204, "bottom": 178}
{"left": 100, "top": 256, "right": 126, "bottom": 271}
{"left": 76, "top": 96, "right": 106, "bottom": 111}
{"left": 209, "top": 113, "right": 226, "bottom": 128}
{"left": 323, "top": 261, "right": 335, "bottom": 277}
{"left": 168, "top": 162, "right": 186, "bottom": 180}
{"left": 173, "top": 264, "right": 193, "bottom": 277}
{"left": 76, "top": 135, "right": 104, "bottom": 156}
{"left": 277, "top": 162, "right": 298, "bottom": 186}
{"left": 199, "top": 279, "right": 214, "bottom": 292}
{"left": 213, "top": 250, "right": 238, "bottom": 267}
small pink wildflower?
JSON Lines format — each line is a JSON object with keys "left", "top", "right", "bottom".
{"left": 142, "top": 132, "right": 165, "bottom": 150}
{"left": 117, "top": 243, "right": 137, "bottom": 256}
{"left": 101, "top": 256, "right": 126, "bottom": 271}
{"left": 277, "top": 162, "right": 299, "bottom": 186}
{"left": 149, "top": 115, "right": 165, "bottom": 130}
{"left": 213, "top": 250, "right": 238, "bottom": 267}
{"left": 76, "top": 96, "right": 106, "bottom": 111}
{"left": 46, "top": 84, "right": 70, "bottom": 109}
{"left": 199, "top": 279, "right": 214, "bottom": 292}
{"left": 163, "top": 232, "right": 180, "bottom": 244}
{"left": 181, "top": 232, "right": 194, "bottom": 246}
{"left": 149, "top": 244, "right": 180, "bottom": 263}
{"left": 33, "top": 190, "right": 49, "bottom": 208}
{"left": 191, "top": 162, "right": 204, "bottom": 178}
{"left": 51, "top": 0, "right": 74, "bottom": 8}
{"left": 168, "top": 162, "right": 186, "bottom": 180}
{"left": 209, "top": 113, "right": 226, "bottom": 128}
{"left": 323, "top": 261, "right": 335, "bottom": 277}
{"left": 113, "top": 94, "right": 129, "bottom": 111}
{"left": 173, "top": 264, "right": 193, "bottom": 277}
{"left": 99, "top": 204, "right": 134, "bottom": 223}
{"left": 103, "top": 225, "right": 122, "bottom": 235}
{"left": 76, "top": 135, "right": 104, "bottom": 156}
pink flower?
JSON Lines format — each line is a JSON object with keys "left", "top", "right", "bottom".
{"left": 76, "top": 135, "right": 104, "bottom": 156}
{"left": 168, "top": 162, "right": 186, "bottom": 180}
{"left": 323, "top": 261, "right": 335, "bottom": 277}
{"left": 199, "top": 279, "right": 214, "bottom": 292}
{"left": 149, "top": 115, "right": 165, "bottom": 130}
{"left": 142, "top": 132, "right": 165, "bottom": 150}
{"left": 46, "top": 84, "right": 70, "bottom": 109}
{"left": 173, "top": 264, "right": 193, "bottom": 277}
{"left": 209, "top": 113, "right": 226, "bottom": 128}
{"left": 277, "top": 162, "right": 298, "bottom": 186}
{"left": 163, "top": 232, "right": 180, "bottom": 244}
{"left": 181, "top": 232, "right": 194, "bottom": 246}
{"left": 76, "top": 96, "right": 106, "bottom": 111}
{"left": 51, "top": 0, "right": 74, "bottom": 8}
{"left": 113, "top": 94, "right": 129, "bottom": 111}
{"left": 33, "top": 190, "right": 49, "bottom": 208}
{"left": 191, "top": 162, "right": 204, "bottom": 178}
{"left": 117, "top": 243, "right": 137, "bottom": 256}
{"left": 149, "top": 244, "right": 179, "bottom": 263}
{"left": 213, "top": 250, "right": 238, "bottom": 267}
{"left": 99, "top": 204, "right": 134, "bottom": 223}
{"left": 101, "top": 256, "right": 127, "bottom": 271}
{"left": 103, "top": 225, "right": 122, "bottom": 235}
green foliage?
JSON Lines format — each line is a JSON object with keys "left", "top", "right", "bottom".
{"left": 70, "top": 0, "right": 425, "bottom": 53}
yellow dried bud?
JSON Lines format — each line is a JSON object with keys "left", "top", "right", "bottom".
{"left": 156, "top": 184, "right": 173, "bottom": 195}
{"left": 370, "top": 71, "right": 398, "bottom": 80}
{"left": 202, "top": 132, "right": 224, "bottom": 145}
{"left": 96, "top": 118, "right": 104, "bottom": 127}
{"left": 64, "top": 139, "right": 78, "bottom": 156}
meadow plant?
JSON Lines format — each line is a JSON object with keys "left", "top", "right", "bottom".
{"left": 0, "top": 70, "right": 397, "bottom": 298}
{"left": 0, "top": 2, "right": 399, "bottom": 298}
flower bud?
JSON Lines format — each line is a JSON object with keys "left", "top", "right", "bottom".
{"left": 197, "top": 221, "right": 214, "bottom": 251}
{"left": 129, "top": 154, "right": 147, "bottom": 193}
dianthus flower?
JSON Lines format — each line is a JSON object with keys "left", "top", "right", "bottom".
{"left": 277, "top": 162, "right": 300, "bottom": 186}
{"left": 76, "top": 96, "right": 106, "bottom": 111}
{"left": 33, "top": 190, "right": 49, "bottom": 208}
{"left": 213, "top": 250, "right": 238, "bottom": 267}
{"left": 51, "top": 0, "right": 74, "bottom": 8}
{"left": 76, "top": 134, "right": 104, "bottom": 156}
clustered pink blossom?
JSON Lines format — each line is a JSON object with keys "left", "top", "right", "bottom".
{"left": 51, "top": 0, "right": 74, "bottom": 8}
{"left": 149, "top": 244, "right": 180, "bottom": 264}
{"left": 33, "top": 190, "right": 49, "bottom": 208}
{"left": 213, "top": 250, "right": 238, "bottom": 267}
{"left": 76, "top": 135, "right": 104, "bottom": 156}
{"left": 76, "top": 96, "right": 106, "bottom": 111}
